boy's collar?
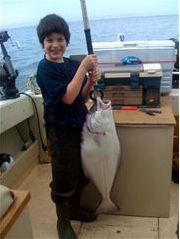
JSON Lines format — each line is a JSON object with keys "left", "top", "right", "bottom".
{"left": 44, "top": 53, "right": 64, "bottom": 63}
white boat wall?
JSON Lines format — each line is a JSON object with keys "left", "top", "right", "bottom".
{"left": 0, "top": 92, "right": 50, "bottom": 188}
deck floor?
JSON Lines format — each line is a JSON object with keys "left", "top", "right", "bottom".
{"left": 17, "top": 164, "right": 179, "bottom": 239}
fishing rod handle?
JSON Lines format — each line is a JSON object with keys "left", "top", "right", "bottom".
{"left": 84, "top": 29, "right": 94, "bottom": 54}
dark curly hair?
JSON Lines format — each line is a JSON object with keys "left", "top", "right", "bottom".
{"left": 37, "top": 14, "right": 70, "bottom": 46}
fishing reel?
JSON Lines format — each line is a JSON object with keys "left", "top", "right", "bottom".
{"left": 89, "top": 77, "right": 104, "bottom": 101}
{"left": 0, "top": 31, "right": 19, "bottom": 100}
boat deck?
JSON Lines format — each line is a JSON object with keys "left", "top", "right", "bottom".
{"left": 16, "top": 163, "right": 178, "bottom": 239}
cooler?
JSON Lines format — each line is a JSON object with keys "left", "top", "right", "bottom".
{"left": 93, "top": 40, "right": 176, "bottom": 94}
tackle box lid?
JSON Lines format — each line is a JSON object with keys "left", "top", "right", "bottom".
{"left": 104, "top": 63, "right": 162, "bottom": 78}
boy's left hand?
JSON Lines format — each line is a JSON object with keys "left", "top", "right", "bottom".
{"left": 88, "top": 68, "right": 101, "bottom": 85}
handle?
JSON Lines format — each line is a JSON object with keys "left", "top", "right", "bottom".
{"left": 90, "top": 90, "right": 104, "bottom": 101}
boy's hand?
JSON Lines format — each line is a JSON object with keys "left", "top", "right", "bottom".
{"left": 88, "top": 68, "right": 101, "bottom": 85}
{"left": 81, "top": 54, "right": 98, "bottom": 71}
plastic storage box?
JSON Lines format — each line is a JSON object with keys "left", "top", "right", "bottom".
{"left": 100, "top": 63, "right": 162, "bottom": 107}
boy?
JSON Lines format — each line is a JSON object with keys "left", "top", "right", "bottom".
{"left": 36, "top": 14, "right": 101, "bottom": 239}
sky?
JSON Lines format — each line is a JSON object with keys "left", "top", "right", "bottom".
{"left": 0, "top": 0, "right": 179, "bottom": 29}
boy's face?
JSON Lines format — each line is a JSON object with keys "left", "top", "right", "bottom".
{"left": 43, "top": 32, "right": 67, "bottom": 63}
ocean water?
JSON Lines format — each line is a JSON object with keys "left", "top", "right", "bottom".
{"left": 0, "top": 15, "right": 178, "bottom": 91}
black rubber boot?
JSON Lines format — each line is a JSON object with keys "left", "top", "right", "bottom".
{"left": 69, "top": 188, "right": 97, "bottom": 222}
{"left": 70, "top": 207, "right": 97, "bottom": 222}
{"left": 56, "top": 203, "right": 77, "bottom": 239}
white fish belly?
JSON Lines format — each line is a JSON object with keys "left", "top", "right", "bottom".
{"left": 81, "top": 124, "right": 120, "bottom": 214}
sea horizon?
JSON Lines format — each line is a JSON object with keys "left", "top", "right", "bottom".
{"left": 1, "top": 13, "right": 178, "bottom": 31}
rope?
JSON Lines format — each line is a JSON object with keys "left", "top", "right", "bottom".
{"left": 27, "top": 74, "right": 41, "bottom": 94}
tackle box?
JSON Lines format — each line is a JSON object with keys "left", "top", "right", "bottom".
{"left": 96, "top": 63, "right": 162, "bottom": 107}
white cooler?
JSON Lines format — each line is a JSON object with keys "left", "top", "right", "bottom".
{"left": 93, "top": 40, "right": 176, "bottom": 94}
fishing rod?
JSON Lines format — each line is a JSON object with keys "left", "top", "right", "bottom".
{"left": 79, "top": 0, "right": 94, "bottom": 54}
{"left": 79, "top": 0, "right": 103, "bottom": 101}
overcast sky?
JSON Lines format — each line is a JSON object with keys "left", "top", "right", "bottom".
{"left": 0, "top": 0, "right": 179, "bottom": 29}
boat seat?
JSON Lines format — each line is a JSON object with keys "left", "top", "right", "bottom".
{"left": 0, "top": 185, "right": 15, "bottom": 220}
{"left": 0, "top": 188, "right": 33, "bottom": 239}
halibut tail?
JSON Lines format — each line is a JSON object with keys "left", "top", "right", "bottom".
{"left": 96, "top": 198, "right": 119, "bottom": 214}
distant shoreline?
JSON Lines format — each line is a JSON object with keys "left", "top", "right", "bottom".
{"left": 1, "top": 14, "right": 178, "bottom": 31}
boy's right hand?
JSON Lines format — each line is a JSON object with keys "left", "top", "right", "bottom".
{"left": 81, "top": 54, "right": 98, "bottom": 71}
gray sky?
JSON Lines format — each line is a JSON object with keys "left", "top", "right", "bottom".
{"left": 0, "top": 0, "right": 179, "bottom": 28}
